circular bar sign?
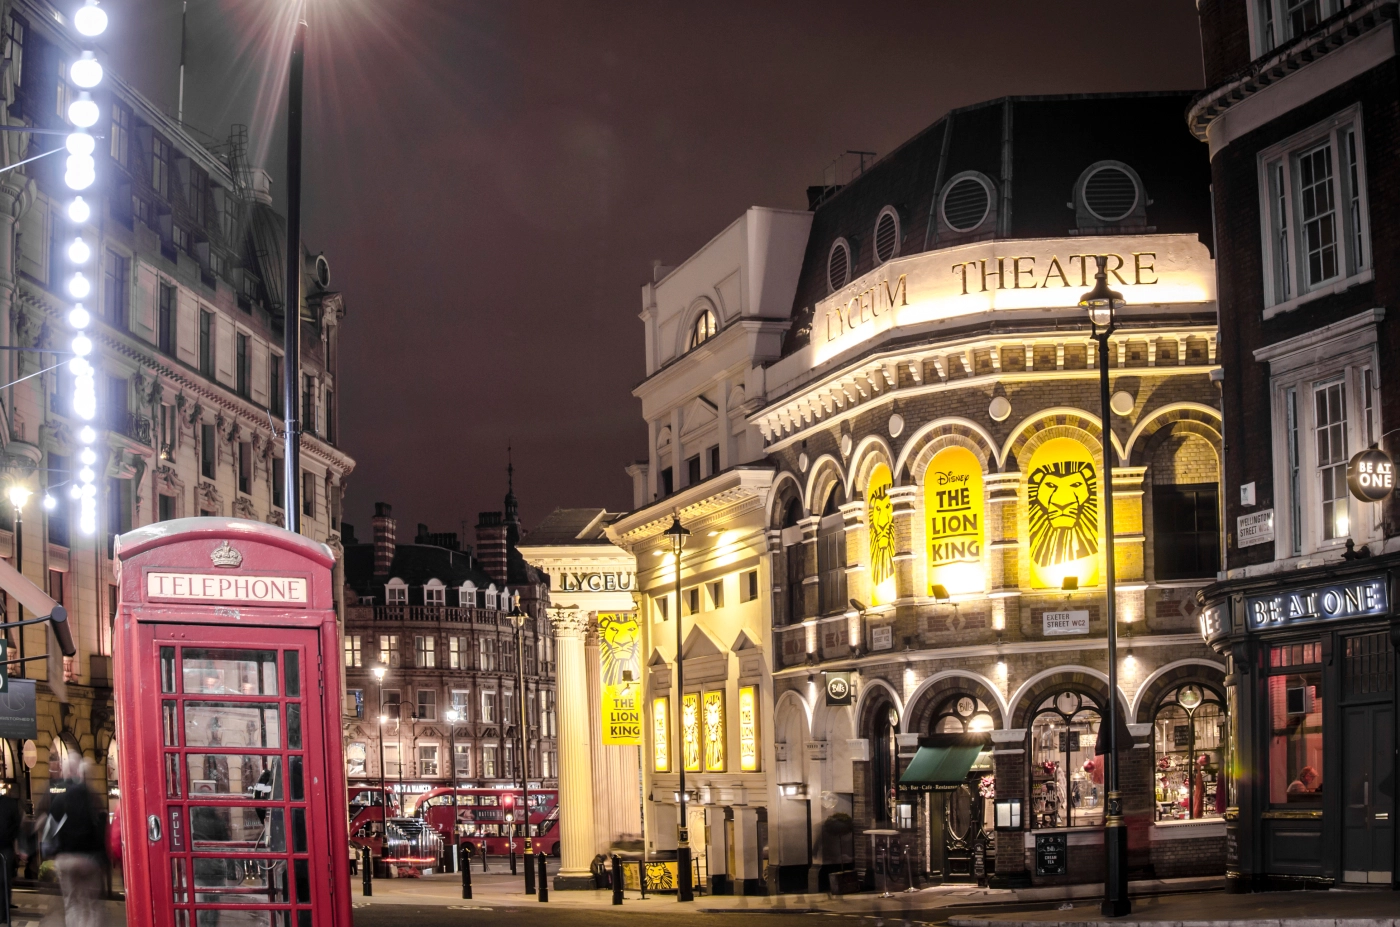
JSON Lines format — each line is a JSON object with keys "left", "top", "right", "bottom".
{"left": 1347, "top": 447, "right": 1395, "bottom": 502}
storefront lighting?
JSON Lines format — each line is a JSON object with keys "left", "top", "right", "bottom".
{"left": 1062, "top": 575, "right": 1078, "bottom": 591}
{"left": 930, "top": 584, "right": 950, "bottom": 601}
{"left": 779, "top": 783, "right": 808, "bottom": 798}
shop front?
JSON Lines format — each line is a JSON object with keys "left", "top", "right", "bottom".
{"left": 1201, "top": 561, "right": 1397, "bottom": 891}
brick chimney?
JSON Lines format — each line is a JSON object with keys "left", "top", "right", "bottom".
{"left": 373, "top": 503, "right": 396, "bottom": 575}
{"left": 475, "top": 511, "right": 507, "bottom": 586}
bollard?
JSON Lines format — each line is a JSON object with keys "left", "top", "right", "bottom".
{"left": 524, "top": 843, "right": 535, "bottom": 895}
{"left": 611, "top": 855, "right": 623, "bottom": 905}
{"left": 482, "top": 844, "right": 488, "bottom": 872}
{"left": 361, "top": 846, "right": 373, "bottom": 897}
{"left": 537, "top": 852, "right": 548, "bottom": 902}
{"left": 461, "top": 844, "right": 473, "bottom": 900}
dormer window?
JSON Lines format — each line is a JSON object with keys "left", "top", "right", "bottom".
{"left": 936, "top": 172, "right": 997, "bottom": 238}
{"left": 460, "top": 581, "right": 477, "bottom": 608}
{"left": 1072, "top": 161, "right": 1148, "bottom": 231}
{"left": 424, "top": 580, "right": 445, "bottom": 607}
{"left": 385, "top": 580, "right": 407, "bottom": 605}
{"left": 688, "top": 309, "right": 716, "bottom": 350}
{"left": 873, "top": 207, "right": 901, "bottom": 263}
{"left": 827, "top": 238, "right": 852, "bottom": 293}
{"left": 485, "top": 584, "right": 498, "bottom": 609}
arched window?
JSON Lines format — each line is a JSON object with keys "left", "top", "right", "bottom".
{"left": 780, "top": 497, "right": 804, "bottom": 627}
{"left": 1029, "top": 689, "right": 1104, "bottom": 828}
{"left": 688, "top": 310, "right": 716, "bottom": 350}
{"left": 1152, "top": 683, "right": 1226, "bottom": 820}
{"left": 816, "top": 485, "right": 847, "bottom": 616}
{"left": 931, "top": 693, "right": 996, "bottom": 734}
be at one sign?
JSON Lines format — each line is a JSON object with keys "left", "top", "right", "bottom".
{"left": 1348, "top": 447, "right": 1395, "bottom": 502}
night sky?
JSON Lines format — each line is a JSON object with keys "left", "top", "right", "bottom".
{"left": 101, "top": 1, "right": 1204, "bottom": 539}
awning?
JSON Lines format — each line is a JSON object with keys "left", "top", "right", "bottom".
{"left": 898, "top": 744, "right": 985, "bottom": 792}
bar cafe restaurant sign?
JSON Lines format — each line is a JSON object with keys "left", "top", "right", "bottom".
{"left": 811, "top": 233, "right": 1214, "bottom": 364}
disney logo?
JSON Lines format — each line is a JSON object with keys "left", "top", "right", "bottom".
{"left": 934, "top": 471, "right": 969, "bottom": 486}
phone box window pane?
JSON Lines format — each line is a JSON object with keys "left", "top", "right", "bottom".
{"left": 182, "top": 649, "right": 279, "bottom": 696}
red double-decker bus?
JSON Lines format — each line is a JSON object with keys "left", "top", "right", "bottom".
{"left": 349, "top": 787, "right": 559, "bottom": 861}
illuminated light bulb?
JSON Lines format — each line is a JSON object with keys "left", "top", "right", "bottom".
{"left": 65, "top": 133, "right": 95, "bottom": 157}
{"left": 68, "top": 485, "right": 81, "bottom": 500}
{"left": 74, "top": 2, "right": 108, "bottom": 37}
{"left": 68, "top": 306, "right": 90, "bottom": 329}
{"left": 67, "top": 94, "right": 99, "bottom": 128}
{"left": 72, "top": 335, "right": 91, "bottom": 356}
{"left": 81, "top": 484, "right": 97, "bottom": 499}
{"left": 78, "top": 467, "right": 95, "bottom": 484}
{"left": 42, "top": 494, "right": 55, "bottom": 511}
{"left": 68, "top": 273, "right": 91, "bottom": 299}
{"left": 68, "top": 237, "right": 90, "bottom": 264}
{"left": 74, "top": 396, "right": 95, "bottom": 421}
{"left": 68, "top": 197, "right": 90, "bottom": 223}
{"left": 79, "top": 426, "right": 96, "bottom": 443}
{"left": 69, "top": 357, "right": 91, "bottom": 376}
{"left": 79, "top": 448, "right": 96, "bottom": 466}
{"left": 70, "top": 53, "right": 103, "bottom": 89}
{"left": 64, "top": 168, "right": 94, "bottom": 191}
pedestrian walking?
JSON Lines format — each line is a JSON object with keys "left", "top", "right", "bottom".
{"left": 47, "top": 754, "right": 107, "bottom": 927}
{"left": 0, "top": 784, "right": 20, "bottom": 908}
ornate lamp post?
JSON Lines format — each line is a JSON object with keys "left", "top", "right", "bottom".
{"left": 663, "top": 514, "right": 693, "bottom": 903}
{"left": 1079, "top": 255, "right": 1129, "bottom": 918}
{"left": 372, "top": 665, "right": 387, "bottom": 808}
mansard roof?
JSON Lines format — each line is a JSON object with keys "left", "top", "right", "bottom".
{"left": 521, "top": 507, "right": 622, "bottom": 546}
{"left": 782, "top": 92, "right": 1213, "bottom": 357}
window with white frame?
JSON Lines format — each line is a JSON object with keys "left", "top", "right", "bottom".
{"left": 479, "top": 637, "right": 497, "bottom": 672}
{"left": 385, "top": 580, "right": 407, "bottom": 605}
{"left": 451, "top": 689, "right": 470, "bottom": 722}
{"left": 417, "top": 744, "right": 439, "bottom": 777}
{"left": 1260, "top": 108, "right": 1369, "bottom": 311}
{"left": 379, "top": 634, "right": 399, "bottom": 668}
{"left": 454, "top": 743, "right": 472, "bottom": 776}
{"left": 416, "top": 688, "right": 437, "bottom": 721}
{"left": 424, "top": 580, "right": 445, "bottom": 607}
{"left": 460, "top": 583, "right": 476, "bottom": 608}
{"left": 415, "top": 635, "right": 436, "bottom": 668}
{"left": 484, "top": 585, "right": 498, "bottom": 609}
{"left": 482, "top": 744, "right": 498, "bottom": 778}
{"left": 448, "top": 636, "right": 469, "bottom": 669}
{"left": 481, "top": 690, "right": 497, "bottom": 723}
{"left": 1253, "top": 0, "right": 1349, "bottom": 54}
{"left": 344, "top": 634, "right": 361, "bottom": 668}
{"left": 1263, "top": 311, "right": 1381, "bottom": 559}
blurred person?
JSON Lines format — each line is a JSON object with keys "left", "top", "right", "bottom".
{"left": 47, "top": 754, "right": 107, "bottom": 927}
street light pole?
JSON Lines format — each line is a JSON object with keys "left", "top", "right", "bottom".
{"left": 281, "top": 14, "right": 306, "bottom": 531}
{"left": 7, "top": 486, "right": 28, "bottom": 676}
{"left": 1079, "top": 255, "right": 1129, "bottom": 918}
{"left": 509, "top": 598, "right": 536, "bottom": 894}
{"left": 663, "top": 515, "right": 693, "bottom": 903}
{"left": 446, "top": 708, "right": 460, "bottom": 874}
{"left": 372, "top": 663, "right": 387, "bottom": 877}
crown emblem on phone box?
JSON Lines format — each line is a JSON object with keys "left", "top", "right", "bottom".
{"left": 210, "top": 541, "right": 243, "bottom": 569}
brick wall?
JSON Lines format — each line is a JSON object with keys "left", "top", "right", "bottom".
{"left": 1199, "top": 0, "right": 1253, "bottom": 86}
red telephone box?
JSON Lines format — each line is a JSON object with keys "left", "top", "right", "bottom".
{"left": 113, "top": 518, "right": 351, "bottom": 927}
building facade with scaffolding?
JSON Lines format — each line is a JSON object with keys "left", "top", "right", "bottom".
{"left": 0, "top": 0, "right": 352, "bottom": 839}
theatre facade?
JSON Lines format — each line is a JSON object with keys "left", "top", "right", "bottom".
{"left": 755, "top": 94, "right": 1229, "bottom": 890}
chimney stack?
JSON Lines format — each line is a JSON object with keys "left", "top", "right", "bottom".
{"left": 475, "top": 511, "right": 507, "bottom": 587}
{"left": 373, "top": 503, "right": 396, "bottom": 575}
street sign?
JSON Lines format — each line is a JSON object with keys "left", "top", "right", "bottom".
{"left": 1043, "top": 610, "right": 1089, "bottom": 635}
{"left": 1237, "top": 510, "right": 1274, "bottom": 548}
{"left": 0, "top": 680, "right": 36, "bottom": 740}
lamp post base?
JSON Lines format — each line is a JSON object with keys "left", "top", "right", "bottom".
{"left": 1101, "top": 815, "right": 1131, "bottom": 917}
{"left": 677, "top": 845, "right": 694, "bottom": 902}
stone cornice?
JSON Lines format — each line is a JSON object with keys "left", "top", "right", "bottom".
{"left": 606, "top": 467, "right": 776, "bottom": 550}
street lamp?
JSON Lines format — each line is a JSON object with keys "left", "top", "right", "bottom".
{"left": 663, "top": 514, "right": 693, "bottom": 903}
{"left": 445, "top": 708, "right": 461, "bottom": 874}
{"left": 372, "top": 665, "right": 388, "bottom": 816}
{"left": 1078, "top": 255, "right": 1129, "bottom": 918}
{"left": 508, "top": 597, "right": 536, "bottom": 894}
{"left": 7, "top": 484, "right": 30, "bottom": 676}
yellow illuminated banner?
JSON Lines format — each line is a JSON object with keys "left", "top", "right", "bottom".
{"left": 867, "top": 464, "right": 896, "bottom": 605}
{"left": 652, "top": 697, "right": 669, "bottom": 772}
{"left": 703, "top": 690, "right": 725, "bottom": 772}
{"left": 682, "top": 693, "right": 700, "bottom": 772}
{"left": 924, "top": 446, "right": 985, "bottom": 595}
{"left": 598, "top": 612, "right": 643, "bottom": 745}
{"left": 1026, "top": 437, "right": 1100, "bottom": 588}
{"left": 738, "top": 685, "right": 759, "bottom": 772}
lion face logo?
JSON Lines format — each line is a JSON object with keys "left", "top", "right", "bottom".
{"left": 1027, "top": 460, "right": 1099, "bottom": 567}
{"left": 598, "top": 613, "right": 640, "bottom": 687}
{"left": 867, "top": 470, "right": 896, "bottom": 589}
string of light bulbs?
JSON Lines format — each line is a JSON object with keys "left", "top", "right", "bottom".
{"left": 64, "top": 0, "right": 108, "bottom": 534}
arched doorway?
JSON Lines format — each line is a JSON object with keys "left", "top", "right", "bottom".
{"left": 927, "top": 693, "right": 997, "bottom": 881}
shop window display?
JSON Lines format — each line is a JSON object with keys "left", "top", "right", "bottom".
{"left": 1029, "top": 690, "right": 1103, "bottom": 828}
{"left": 1152, "top": 684, "right": 1226, "bottom": 820}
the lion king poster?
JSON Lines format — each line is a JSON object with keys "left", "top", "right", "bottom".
{"left": 598, "top": 612, "right": 642, "bottom": 745}
{"left": 1026, "top": 438, "right": 1101, "bottom": 588}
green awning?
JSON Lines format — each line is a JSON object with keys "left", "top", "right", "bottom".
{"left": 898, "top": 745, "right": 984, "bottom": 792}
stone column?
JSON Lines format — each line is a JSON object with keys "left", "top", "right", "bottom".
{"left": 550, "top": 608, "right": 597, "bottom": 889}
{"left": 989, "top": 728, "right": 1030, "bottom": 888}
{"left": 585, "top": 620, "right": 612, "bottom": 856}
